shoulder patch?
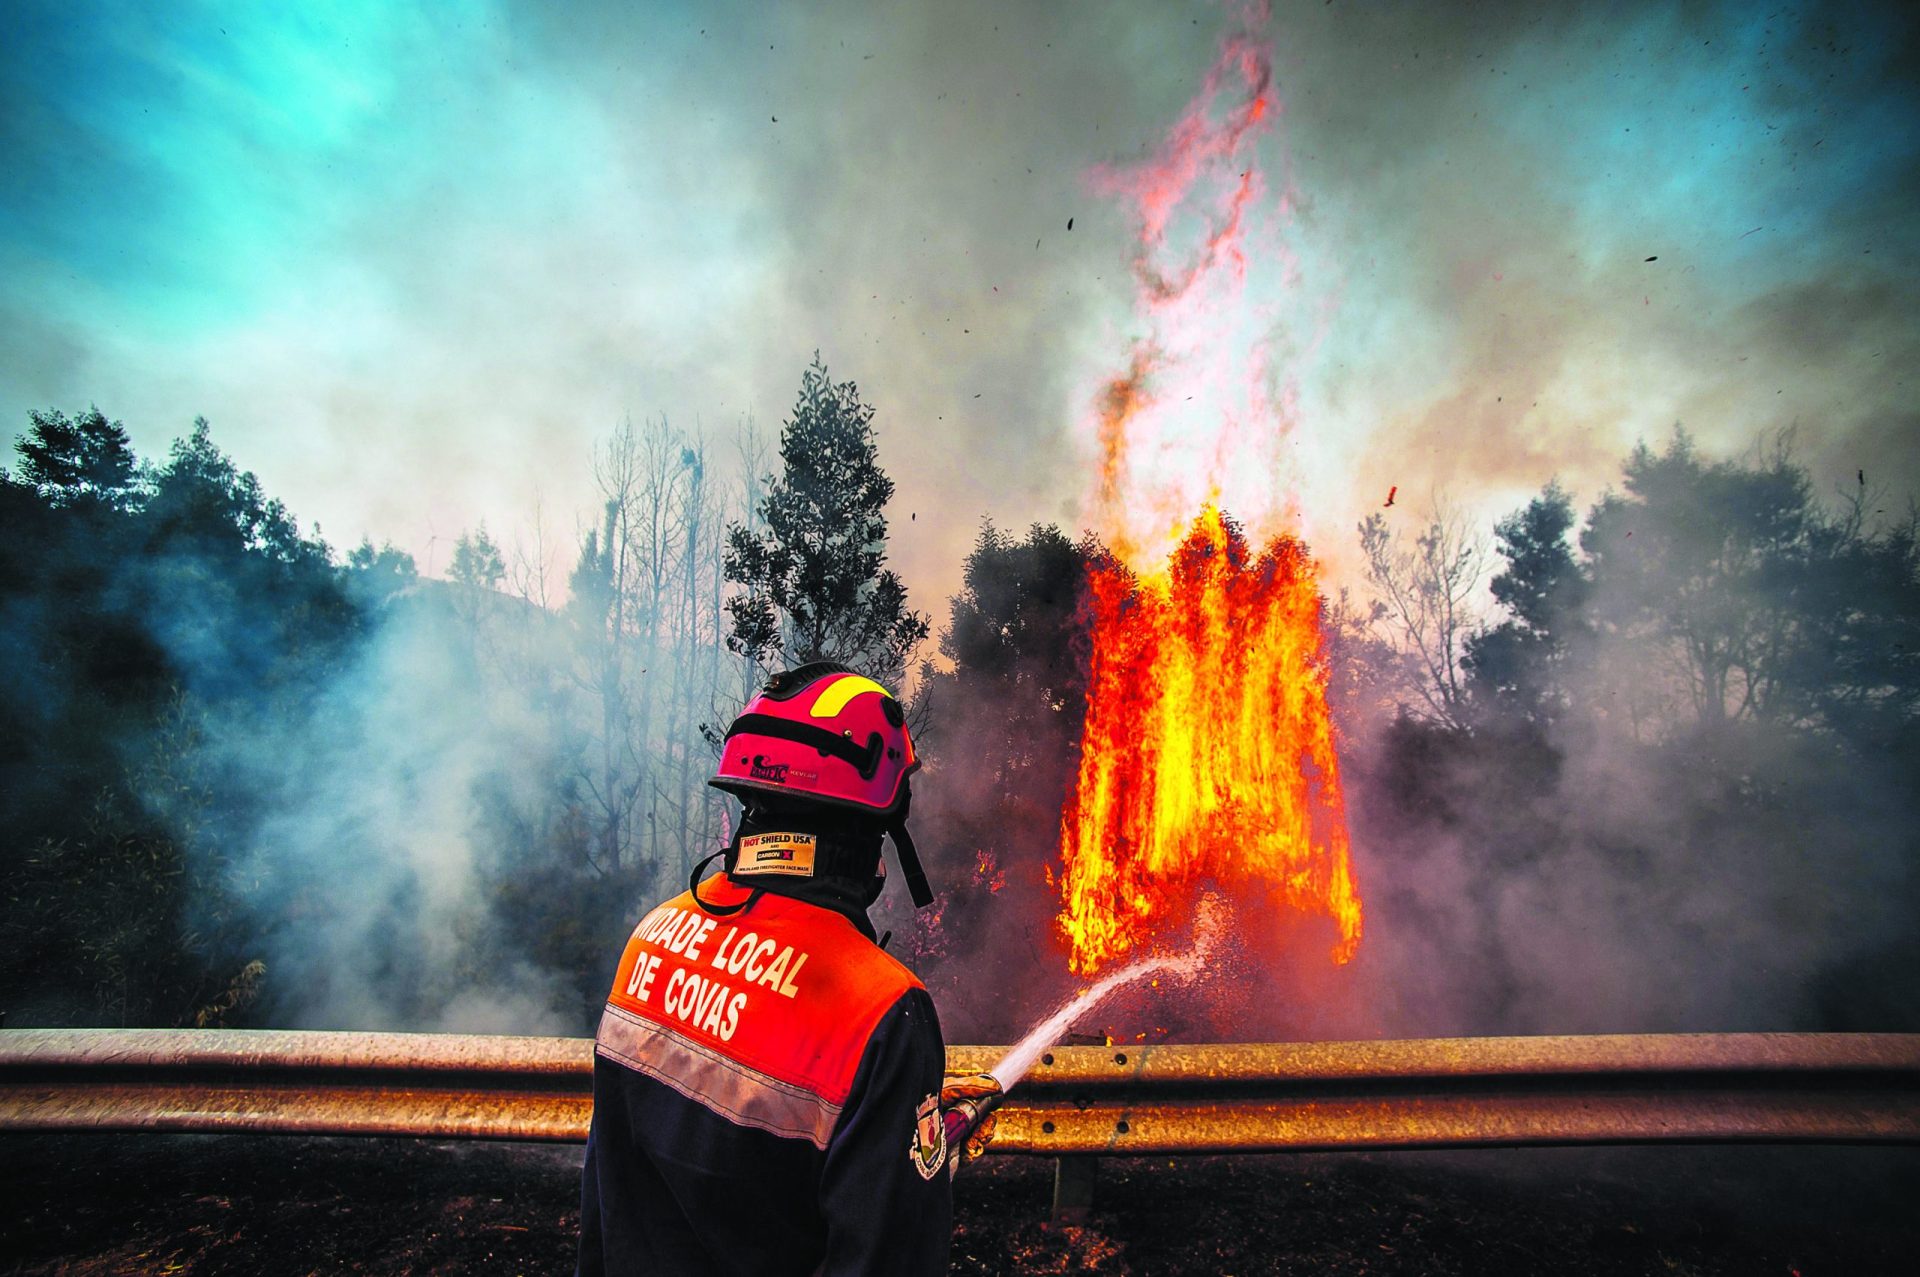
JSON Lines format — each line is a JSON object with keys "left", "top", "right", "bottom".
{"left": 910, "top": 1091, "right": 946, "bottom": 1181}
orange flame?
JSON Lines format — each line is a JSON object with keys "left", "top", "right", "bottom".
{"left": 1058, "top": 507, "right": 1361, "bottom": 974}
{"left": 1059, "top": 5, "right": 1360, "bottom": 974}
{"left": 1081, "top": 0, "right": 1301, "bottom": 567}
{"left": 974, "top": 848, "right": 1006, "bottom": 894}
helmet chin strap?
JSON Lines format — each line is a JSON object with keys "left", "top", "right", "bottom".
{"left": 882, "top": 783, "right": 933, "bottom": 909}
{"left": 888, "top": 821, "right": 934, "bottom": 909}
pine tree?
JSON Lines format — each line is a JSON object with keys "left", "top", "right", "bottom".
{"left": 1463, "top": 481, "right": 1587, "bottom": 722}
{"left": 723, "top": 354, "right": 927, "bottom": 688}
{"left": 14, "top": 407, "right": 142, "bottom": 511}
{"left": 450, "top": 525, "right": 507, "bottom": 591}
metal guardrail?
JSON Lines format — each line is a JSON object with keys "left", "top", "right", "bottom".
{"left": 0, "top": 1030, "right": 590, "bottom": 1144}
{"left": 3, "top": 1030, "right": 1918, "bottom": 1154}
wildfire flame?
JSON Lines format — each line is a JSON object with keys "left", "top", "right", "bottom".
{"left": 1082, "top": 0, "right": 1309, "bottom": 568}
{"left": 1057, "top": 3, "right": 1362, "bottom": 974}
{"left": 1059, "top": 508, "right": 1360, "bottom": 973}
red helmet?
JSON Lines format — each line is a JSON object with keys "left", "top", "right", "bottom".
{"left": 711, "top": 663, "right": 919, "bottom": 814}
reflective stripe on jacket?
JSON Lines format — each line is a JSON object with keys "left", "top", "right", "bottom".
{"left": 577, "top": 877, "right": 951, "bottom": 1276}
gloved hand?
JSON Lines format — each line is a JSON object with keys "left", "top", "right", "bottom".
{"left": 939, "top": 1072, "right": 1002, "bottom": 1172}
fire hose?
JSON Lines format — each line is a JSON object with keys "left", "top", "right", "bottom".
{"left": 944, "top": 944, "right": 1205, "bottom": 1161}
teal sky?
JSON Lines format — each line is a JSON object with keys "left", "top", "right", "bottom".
{"left": 3, "top": 0, "right": 1916, "bottom": 603}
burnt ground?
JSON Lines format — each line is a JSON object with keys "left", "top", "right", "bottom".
{"left": 2, "top": 1134, "right": 1915, "bottom": 1275}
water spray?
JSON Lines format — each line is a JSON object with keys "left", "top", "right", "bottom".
{"left": 945, "top": 894, "right": 1225, "bottom": 1155}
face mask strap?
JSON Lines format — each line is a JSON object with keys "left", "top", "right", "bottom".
{"left": 688, "top": 847, "right": 763, "bottom": 917}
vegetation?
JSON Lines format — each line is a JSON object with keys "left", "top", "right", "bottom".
{"left": 1, "top": 408, "right": 359, "bottom": 1026}
{"left": 0, "top": 361, "right": 927, "bottom": 1032}
{"left": 723, "top": 354, "right": 929, "bottom": 691}
{"left": 3, "top": 392, "right": 1914, "bottom": 1038}
{"left": 1335, "top": 429, "right": 1920, "bottom": 1034}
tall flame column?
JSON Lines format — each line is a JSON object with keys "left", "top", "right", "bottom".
{"left": 1058, "top": 508, "right": 1361, "bottom": 974}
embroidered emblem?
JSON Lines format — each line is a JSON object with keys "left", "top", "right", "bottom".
{"left": 910, "top": 1091, "right": 946, "bottom": 1180}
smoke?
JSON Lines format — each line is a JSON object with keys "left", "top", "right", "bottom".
{"left": 894, "top": 434, "right": 1918, "bottom": 1050}
{"left": 904, "top": 655, "right": 1918, "bottom": 1050}
{"left": 1340, "top": 672, "right": 1919, "bottom": 1039}
{"left": 9, "top": 0, "right": 1916, "bottom": 1051}
{"left": 4, "top": 0, "right": 1917, "bottom": 629}
{"left": 181, "top": 588, "right": 579, "bottom": 1035}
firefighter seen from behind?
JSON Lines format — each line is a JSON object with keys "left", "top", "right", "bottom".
{"left": 577, "top": 662, "right": 999, "bottom": 1277}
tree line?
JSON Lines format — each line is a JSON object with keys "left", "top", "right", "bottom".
{"left": 3, "top": 374, "right": 1915, "bottom": 1036}
{"left": 0, "top": 355, "right": 924, "bottom": 1030}
{"left": 1348, "top": 430, "right": 1918, "bottom": 748}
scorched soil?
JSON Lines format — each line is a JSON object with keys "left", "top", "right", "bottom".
{"left": 2, "top": 1134, "right": 1914, "bottom": 1275}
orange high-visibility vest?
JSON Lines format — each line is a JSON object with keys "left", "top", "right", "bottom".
{"left": 579, "top": 875, "right": 951, "bottom": 1277}
{"left": 597, "top": 880, "right": 925, "bottom": 1144}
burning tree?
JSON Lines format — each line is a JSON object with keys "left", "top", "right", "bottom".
{"left": 1050, "top": 2, "right": 1366, "bottom": 976}
{"left": 1058, "top": 508, "right": 1361, "bottom": 974}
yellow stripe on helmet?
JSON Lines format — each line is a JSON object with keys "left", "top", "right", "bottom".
{"left": 809, "top": 674, "right": 894, "bottom": 719}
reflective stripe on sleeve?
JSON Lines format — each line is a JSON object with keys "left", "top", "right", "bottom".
{"left": 595, "top": 1002, "right": 844, "bottom": 1149}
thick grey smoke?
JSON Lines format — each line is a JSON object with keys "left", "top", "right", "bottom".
{"left": 193, "top": 590, "right": 578, "bottom": 1034}
{"left": 1330, "top": 461, "right": 1920, "bottom": 1040}
{"left": 11, "top": 0, "right": 1914, "bottom": 1048}
{"left": 142, "top": 414, "right": 765, "bottom": 1036}
{"left": 1344, "top": 721, "right": 1918, "bottom": 1038}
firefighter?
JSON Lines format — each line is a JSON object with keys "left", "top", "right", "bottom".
{"left": 577, "top": 662, "right": 1000, "bottom": 1277}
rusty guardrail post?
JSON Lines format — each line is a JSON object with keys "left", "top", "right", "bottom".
{"left": 1048, "top": 1029, "right": 1106, "bottom": 1221}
